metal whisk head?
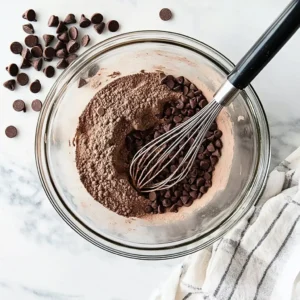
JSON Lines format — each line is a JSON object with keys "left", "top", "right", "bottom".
{"left": 129, "top": 100, "right": 223, "bottom": 192}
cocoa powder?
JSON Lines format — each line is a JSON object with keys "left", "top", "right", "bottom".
{"left": 75, "top": 72, "right": 179, "bottom": 217}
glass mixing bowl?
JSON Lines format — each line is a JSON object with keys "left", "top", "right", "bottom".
{"left": 35, "top": 31, "right": 270, "bottom": 260}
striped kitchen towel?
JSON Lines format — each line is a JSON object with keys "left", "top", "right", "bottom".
{"left": 151, "top": 147, "right": 300, "bottom": 300}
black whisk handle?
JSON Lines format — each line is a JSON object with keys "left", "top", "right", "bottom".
{"left": 228, "top": 0, "right": 300, "bottom": 90}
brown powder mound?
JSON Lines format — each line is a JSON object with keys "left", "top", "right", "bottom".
{"left": 75, "top": 72, "right": 179, "bottom": 217}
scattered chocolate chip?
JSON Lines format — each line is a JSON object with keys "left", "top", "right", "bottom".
{"left": 13, "top": 100, "right": 26, "bottom": 112}
{"left": 31, "top": 99, "right": 42, "bottom": 111}
{"left": 43, "top": 66, "right": 55, "bottom": 78}
{"left": 20, "top": 58, "right": 31, "bottom": 69}
{"left": 32, "top": 58, "right": 43, "bottom": 71}
{"left": 214, "top": 139, "right": 222, "bottom": 148}
{"left": 79, "top": 14, "right": 91, "bottom": 28}
{"left": 88, "top": 65, "right": 99, "bottom": 77}
{"left": 56, "top": 58, "right": 69, "bottom": 69}
{"left": 170, "top": 204, "right": 178, "bottom": 213}
{"left": 64, "top": 13, "right": 76, "bottom": 24}
{"left": 6, "top": 64, "right": 19, "bottom": 76}
{"left": 22, "top": 23, "right": 34, "bottom": 34}
{"left": 30, "top": 80, "right": 41, "bottom": 93}
{"left": 21, "top": 48, "right": 32, "bottom": 60}
{"left": 69, "top": 26, "right": 78, "bottom": 40}
{"left": 10, "top": 42, "right": 23, "bottom": 54}
{"left": 56, "top": 48, "right": 67, "bottom": 58}
{"left": 81, "top": 35, "right": 90, "bottom": 47}
{"left": 48, "top": 15, "right": 59, "bottom": 27}
{"left": 57, "top": 32, "right": 69, "bottom": 43}
{"left": 31, "top": 45, "right": 43, "bottom": 57}
{"left": 91, "top": 13, "right": 103, "bottom": 24}
{"left": 214, "top": 130, "right": 223, "bottom": 138}
{"left": 43, "top": 47, "right": 55, "bottom": 59}
{"left": 22, "top": 9, "right": 36, "bottom": 21}
{"left": 25, "top": 35, "right": 39, "bottom": 48}
{"left": 94, "top": 22, "right": 105, "bottom": 34}
{"left": 108, "top": 20, "right": 119, "bottom": 32}
{"left": 3, "top": 79, "right": 16, "bottom": 91}
{"left": 66, "top": 40, "right": 80, "bottom": 53}
{"left": 54, "top": 40, "right": 65, "bottom": 51}
{"left": 159, "top": 8, "right": 172, "bottom": 21}
{"left": 56, "top": 21, "right": 67, "bottom": 34}
{"left": 17, "top": 73, "right": 29, "bottom": 85}
{"left": 5, "top": 126, "right": 17, "bottom": 138}
{"left": 207, "top": 143, "right": 215, "bottom": 152}
{"left": 78, "top": 77, "right": 87, "bottom": 88}
{"left": 66, "top": 54, "right": 77, "bottom": 64}
{"left": 43, "top": 34, "right": 54, "bottom": 46}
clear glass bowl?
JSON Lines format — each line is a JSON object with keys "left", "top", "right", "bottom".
{"left": 35, "top": 31, "right": 270, "bottom": 260}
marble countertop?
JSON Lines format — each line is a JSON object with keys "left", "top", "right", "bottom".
{"left": 1, "top": 0, "right": 300, "bottom": 299}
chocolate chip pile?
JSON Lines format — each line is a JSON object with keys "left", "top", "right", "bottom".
{"left": 3, "top": 9, "right": 120, "bottom": 138}
{"left": 126, "top": 74, "right": 223, "bottom": 214}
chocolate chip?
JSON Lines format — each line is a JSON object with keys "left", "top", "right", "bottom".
{"left": 56, "top": 48, "right": 67, "bottom": 58}
{"left": 159, "top": 8, "right": 172, "bottom": 21}
{"left": 48, "top": 15, "right": 59, "bottom": 27}
{"left": 199, "top": 99, "right": 208, "bottom": 108}
{"left": 43, "top": 47, "right": 55, "bottom": 59}
{"left": 176, "top": 100, "right": 184, "bottom": 109}
{"left": 6, "top": 64, "right": 19, "bottom": 76}
{"left": 57, "top": 32, "right": 69, "bottom": 43}
{"left": 23, "top": 23, "right": 34, "bottom": 34}
{"left": 20, "top": 58, "right": 31, "bottom": 69}
{"left": 43, "top": 34, "right": 54, "bottom": 46}
{"left": 170, "top": 204, "right": 178, "bottom": 213}
{"left": 31, "top": 58, "right": 43, "bottom": 71}
{"left": 207, "top": 143, "right": 215, "bottom": 152}
{"left": 56, "top": 21, "right": 67, "bottom": 34}
{"left": 10, "top": 42, "right": 23, "bottom": 54}
{"left": 69, "top": 26, "right": 78, "bottom": 40}
{"left": 66, "top": 54, "right": 77, "bottom": 64}
{"left": 30, "top": 80, "right": 41, "bottom": 93}
{"left": 214, "top": 139, "right": 222, "bottom": 148}
{"left": 78, "top": 77, "right": 87, "bottom": 88}
{"left": 173, "top": 116, "right": 182, "bottom": 123}
{"left": 162, "top": 199, "right": 171, "bottom": 207}
{"left": 25, "top": 35, "right": 38, "bottom": 48}
{"left": 21, "top": 48, "right": 32, "bottom": 60}
{"left": 31, "top": 99, "right": 42, "bottom": 111}
{"left": 31, "top": 45, "right": 43, "bottom": 58}
{"left": 108, "top": 20, "right": 119, "bottom": 32}
{"left": 149, "top": 191, "right": 157, "bottom": 201}
{"left": 189, "top": 98, "right": 197, "bottom": 109}
{"left": 54, "top": 40, "right": 65, "bottom": 51}
{"left": 88, "top": 65, "right": 99, "bottom": 77}
{"left": 17, "top": 73, "right": 29, "bottom": 85}
{"left": 43, "top": 66, "right": 55, "bottom": 78}
{"left": 200, "top": 186, "right": 208, "bottom": 194}
{"left": 64, "top": 13, "right": 76, "bottom": 24}
{"left": 214, "top": 130, "right": 223, "bottom": 138}
{"left": 13, "top": 100, "right": 26, "bottom": 112}
{"left": 3, "top": 79, "right": 16, "bottom": 91}
{"left": 151, "top": 201, "right": 158, "bottom": 209}
{"left": 176, "top": 76, "right": 184, "bottom": 85}
{"left": 166, "top": 79, "right": 175, "bottom": 89}
{"left": 56, "top": 58, "right": 69, "bottom": 69}
{"left": 91, "top": 13, "right": 103, "bottom": 24}
{"left": 22, "top": 9, "right": 36, "bottom": 21}
{"left": 145, "top": 205, "right": 153, "bottom": 213}
{"left": 158, "top": 205, "right": 165, "bottom": 214}
{"left": 212, "top": 149, "right": 221, "bottom": 157}
{"left": 66, "top": 40, "right": 80, "bottom": 54}
{"left": 200, "top": 160, "right": 210, "bottom": 170}
{"left": 204, "top": 172, "right": 211, "bottom": 181}
{"left": 184, "top": 78, "right": 191, "bottom": 86}
{"left": 5, "top": 126, "right": 17, "bottom": 138}
{"left": 183, "top": 86, "right": 189, "bottom": 96}
{"left": 81, "top": 35, "right": 90, "bottom": 47}
{"left": 187, "top": 91, "right": 195, "bottom": 98}
{"left": 79, "top": 14, "right": 91, "bottom": 28}
{"left": 189, "top": 191, "right": 198, "bottom": 199}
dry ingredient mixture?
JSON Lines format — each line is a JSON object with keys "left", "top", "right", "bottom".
{"left": 75, "top": 72, "right": 223, "bottom": 217}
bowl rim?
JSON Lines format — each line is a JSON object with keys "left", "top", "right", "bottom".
{"left": 35, "top": 30, "right": 271, "bottom": 260}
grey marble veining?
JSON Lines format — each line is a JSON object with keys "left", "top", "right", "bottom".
{"left": 1, "top": 0, "right": 300, "bottom": 299}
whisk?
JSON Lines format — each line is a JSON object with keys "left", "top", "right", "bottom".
{"left": 130, "top": 0, "right": 300, "bottom": 192}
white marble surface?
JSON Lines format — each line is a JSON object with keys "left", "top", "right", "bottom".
{"left": 1, "top": 0, "right": 300, "bottom": 299}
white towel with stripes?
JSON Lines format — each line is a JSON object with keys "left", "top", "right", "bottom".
{"left": 151, "top": 147, "right": 300, "bottom": 300}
